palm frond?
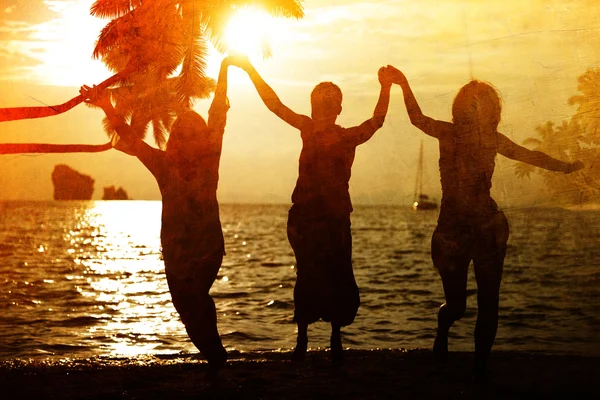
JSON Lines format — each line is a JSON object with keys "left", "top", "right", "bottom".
{"left": 93, "top": 16, "right": 127, "bottom": 60}
{"left": 177, "top": 34, "right": 210, "bottom": 107}
{"left": 130, "top": 109, "right": 152, "bottom": 140}
{"left": 220, "top": 0, "right": 304, "bottom": 17}
{"left": 161, "top": 112, "right": 177, "bottom": 131}
{"left": 90, "top": 0, "right": 141, "bottom": 19}
{"left": 568, "top": 94, "right": 584, "bottom": 107}
{"left": 94, "top": 4, "right": 184, "bottom": 74}
{"left": 200, "top": 4, "right": 232, "bottom": 53}
{"left": 151, "top": 118, "right": 170, "bottom": 149}
{"left": 514, "top": 162, "right": 534, "bottom": 179}
{"left": 250, "top": 0, "right": 304, "bottom": 18}
{"left": 101, "top": 116, "right": 118, "bottom": 138}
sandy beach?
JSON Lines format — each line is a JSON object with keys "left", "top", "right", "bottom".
{"left": 1, "top": 349, "right": 597, "bottom": 399}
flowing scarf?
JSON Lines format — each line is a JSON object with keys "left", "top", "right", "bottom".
{"left": 0, "top": 66, "right": 135, "bottom": 123}
{"left": 0, "top": 142, "right": 112, "bottom": 154}
{"left": 0, "top": 67, "right": 135, "bottom": 154}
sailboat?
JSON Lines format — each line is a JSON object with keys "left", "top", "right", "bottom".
{"left": 413, "top": 140, "right": 438, "bottom": 211}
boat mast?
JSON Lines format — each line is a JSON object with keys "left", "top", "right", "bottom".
{"left": 414, "top": 140, "right": 424, "bottom": 203}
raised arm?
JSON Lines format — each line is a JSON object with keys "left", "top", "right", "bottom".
{"left": 345, "top": 66, "right": 392, "bottom": 146}
{"left": 79, "top": 85, "right": 166, "bottom": 178}
{"left": 497, "top": 133, "right": 583, "bottom": 173}
{"left": 372, "top": 66, "right": 392, "bottom": 128}
{"left": 230, "top": 55, "right": 310, "bottom": 130}
{"left": 207, "top": 57, "right": 231, "bottom": 134}
{"left": 388, "top": 65, "right": 452, "bottom": 139}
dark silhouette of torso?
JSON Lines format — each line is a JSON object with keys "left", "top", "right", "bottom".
{"left": 293, "top": 123, "right": 359, "bottom": 217}
{"left": 150, "top": 136, "right": 226, "bottom": 277}
{"left": 438, "top": 127, "right": 499, "bottom": 224}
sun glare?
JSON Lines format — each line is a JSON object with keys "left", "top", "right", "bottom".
{"left": 25, "top": 4, "right": 290, "bottom": 87}
{"left": 225, "top": 8, "right": 282, "bottom": 57}
{"left": 204, "top": 7, "right": 295, "bottom": 84}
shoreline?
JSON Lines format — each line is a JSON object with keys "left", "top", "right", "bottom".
{"left": 2, "top": 349, "right": 598, "bottom": 399}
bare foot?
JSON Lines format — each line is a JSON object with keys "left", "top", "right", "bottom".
{"left": 205, "top": 350, "right": 227, "bottom": 380}
{"left": 433, "top": 328, "right": 448, "bottom": 361}
{"left": 291, "top": 340, "right": 307, "bottom": 362}
{"left": 473, "top": 355, "right": 488, "bottom": 385}
{"left": 331, "top": 346, "right": 344, "bottom": 369}
{"left": 330, "top": 334, "right": 344, "bottom": 369}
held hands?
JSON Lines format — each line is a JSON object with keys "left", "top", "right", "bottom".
{"left": 378, "top": 66, "right": 394, "bottom": 88}
{"left": 565, "top": 160, "right": 584, "bottom": 174}
{"left": 79, "top": 84, "right": 112, "bottom": 109}
{"left": 385, "top": 65, "right": 408, "bottom": 85}
{"left": 226, "top": 53, "right": 252, "bottom": 71}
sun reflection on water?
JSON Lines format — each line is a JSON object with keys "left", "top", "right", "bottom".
{"left": 63, "top": 201, "right": 196, "bottom": 357}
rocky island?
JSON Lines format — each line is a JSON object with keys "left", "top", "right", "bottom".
{"left": 51, "top": 164, "right": 94, "bottom": 200}
{"left": 102, "top": 186, "right": 130, "bottom": 200}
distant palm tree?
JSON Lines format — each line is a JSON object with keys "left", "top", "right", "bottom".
{"left": 569, "top": 68, "right": 600, "bottom": 146}
{"left": 90, "top": 0, "right": 304, "bottom": 148}
{"left": 514, "top": 68, "right": 600, "bottom": 204}
{"left": 514, "top": 121, "right": 573, "bottom": 179}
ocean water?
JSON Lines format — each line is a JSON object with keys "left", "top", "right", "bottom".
{"left": 0, "top": 201, "right": 598, "bottom": 361}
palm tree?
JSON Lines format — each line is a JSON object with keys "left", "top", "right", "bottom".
{"left": 569, "top": 68, "right": 600, "bottom": 146}
{"left": 514, "top": 121, "right": 574, "bottom": 179}
{"left": 1, "top": 0, "right": 304, "bottom": 147}
{"left": 514, "top": 120, "right": 590, "bottom": 203}
{"left": 91, "top": 0, "right": 304, "bottom": 147}
{"left": 514, "top": 68, "right": 600, "bottom": 204}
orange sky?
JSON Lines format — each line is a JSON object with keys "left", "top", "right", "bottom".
{"left": 1, "top": 0, "right": 600, "bottom": 205}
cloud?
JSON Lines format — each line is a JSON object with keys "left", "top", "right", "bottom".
{"left": 0, "top": 1, "right": 57, "bottom": 25}
{"left": 0, "top": 46, "right": 43, "bottom": 78}
{"left": 0, "top": 1, "right": 60, "bottom": 79}
{"left": 0, "top": 1, "right": 109, "bottom": 86}
{"left": 0, "top": 20, "right": 37, "bottom": 41}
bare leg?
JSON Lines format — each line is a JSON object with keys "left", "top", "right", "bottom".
{"left": 166, "top": 252, "right": 226, "bottom": 378}
{"left": 472, "top": 211, "right": 508, "bottom": 382}
{"left": 434, "top": 273, "right": 469, "bottom": 359}
{"left": 291, "top": 322, "right": 308, "bottom": 362}
{"left": 472, "top": 276, "right": 500, "bottom": 382}
{"left": 330, "top": 322, "right": 344, "bottom": 368}
{"left": 182, "top": 293, "right": 227, "bottom": 378}
{"left": 431, "top": 228, "right": 470, "bottom": 360}
{"left": 472, "top": 263, "right": 502, "bottom": 383}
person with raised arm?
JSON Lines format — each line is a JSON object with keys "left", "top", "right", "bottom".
{"left": 388, "top": 65, "right": 583, "bottom": 381}
{"left": 231, "top": 55, "right": 393, "bottom": 368}
{"left": 79, "top": 57, "right": 235, "bottom": 378}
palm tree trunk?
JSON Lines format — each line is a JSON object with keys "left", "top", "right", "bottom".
{"left": 0, "top": 142, "right": 112, "bottom": 154}
{"left": 0, "top": 65, "right": 137, "bottom": 123}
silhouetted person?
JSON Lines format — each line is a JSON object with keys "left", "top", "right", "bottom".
{"left": 230, "top": 56, "right": 393, "bottom": 367}
{"left": 388, "top": 66, "right": 584, "bottom": 381}
{"left": 79, "top": 57, "right": 236, "bottom": 378}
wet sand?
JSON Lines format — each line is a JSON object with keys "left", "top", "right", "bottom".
{"left": 1, "top": 349, "right": 597, "bottom": 399}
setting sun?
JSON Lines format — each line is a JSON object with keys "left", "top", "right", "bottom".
{"left": 225, "top": 8, "right": 282, "bottom": 56}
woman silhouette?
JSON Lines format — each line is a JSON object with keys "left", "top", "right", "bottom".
{"left": 80, "top": 57, "right": 236, "bottom": 377}
{"left": 389, "top": 66, "right": 583, "bottom": 380}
